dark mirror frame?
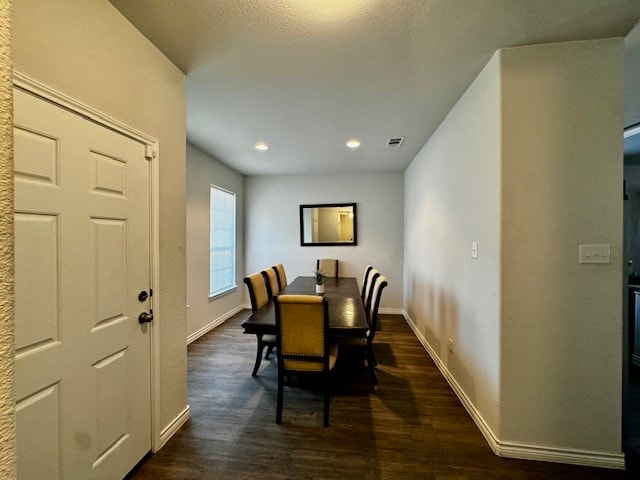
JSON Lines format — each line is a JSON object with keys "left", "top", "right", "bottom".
{"left": 299, "top": 203, "right": 358, "bottom": 247}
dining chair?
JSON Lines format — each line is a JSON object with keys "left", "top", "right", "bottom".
{"left": 274, "top": 294, "right": 337, "bottom": 426}
{"left": 360, "top": 264, "right": 374, "bottom": 304}
{"left": 317, "top": 258, "right": 339, "bottom": 278}
{"left": 273, "top": 263, "right": 288, "bottom": 290}
{"left": 243, "top": 272, "right": 278, "bottom": 376}
{"left": 363, "top": 268, "right": 381, "bottom": 317}
{"left": 338, "top": 274, "right": 387, "bottom": 384}
{"left": 262, "top": 267, "right": 280, "bottom": 297}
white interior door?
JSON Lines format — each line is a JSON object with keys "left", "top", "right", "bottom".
{"left": 13, "top": 88, "right": 152, "bottom": 480}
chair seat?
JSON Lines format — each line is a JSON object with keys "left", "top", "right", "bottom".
{"left": 283, "top": 344, "right": 338, "bottom": 371}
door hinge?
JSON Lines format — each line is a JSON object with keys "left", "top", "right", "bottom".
{"left": 144, "top": 144, "right": 156, "bottom": 160}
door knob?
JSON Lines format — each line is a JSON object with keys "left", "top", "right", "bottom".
{"left": 138, "top": 311, "right": 154, "bottom": 324}
{"left": 138, "top": 290, "right": 149, "bottom": 302}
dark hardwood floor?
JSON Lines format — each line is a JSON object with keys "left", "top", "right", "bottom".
{"left": 129, "top": 312, "right": 631, "bottom": 479}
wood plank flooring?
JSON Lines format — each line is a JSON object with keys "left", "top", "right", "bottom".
{"left": 128, "top": 312, "right": 632, "bottom": 479}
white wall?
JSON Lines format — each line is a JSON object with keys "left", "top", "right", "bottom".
{"left": 12, "top": 0, "right": 188, "bottom": 438}
{"left": 404, "top": 38, "right": 624, "bottom": 466}
{"left": 245, "top": 173, "right": 403, "bottom": 309}
{"left": 186, "top": 143, "right": 244, "bottom": 341}
{"left": 500, "top": 39, "right": 623, "bottom": 457}
{"left": 404, "top": 53, "right": 502, "bottom": 437}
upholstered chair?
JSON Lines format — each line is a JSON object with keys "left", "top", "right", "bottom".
{"left": 273, "top": 263, "right": 288, "bottom": 290}
{"left": 274, "top": 295, "right": 337, "bottom": 426}
{"left": 317, "top": 258, "right": 339, "bottom": 278}
{"left": 360, "top": 264, "right": 374, "bottom": 304}
{"left": 363, "top": 269, "right": 381, "bottom": 317}
{"left": 243, "top": 272, "right": 277, "bottom": 376}
{"left": 337, "top": 274, "right": 387, "bottom": 384}
{"left": 262, "top": 267, "right": 280, "bottom": 297}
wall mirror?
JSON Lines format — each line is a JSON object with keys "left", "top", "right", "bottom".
{"left": 300, "top": 203, "right": 357, "bottom": 246}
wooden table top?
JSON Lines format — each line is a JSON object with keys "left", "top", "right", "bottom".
{"left": 240, "top": 276, "right": 368, "bottom": 338}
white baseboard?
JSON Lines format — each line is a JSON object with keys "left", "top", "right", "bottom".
{"left": 498, "top": 441, "right": 624, "bottom": 469}
{"left": 158, "top": 405, "right": 190, "bottom": 450}
{"left": 187, "top": 305, "right": 244, "bottom": 345}
{"left": 379, "top": 307, "right": 404, "bottom": 315}
{"left": 401, "top": 310, "right": 625, "bottom": 470}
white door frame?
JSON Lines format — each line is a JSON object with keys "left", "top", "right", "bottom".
{"left": 13, "top": 71, "right": 163, "bottom": 452}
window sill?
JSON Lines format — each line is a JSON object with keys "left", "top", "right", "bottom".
{"left": 209, "top": 285, "right": 237, "bottom": 301}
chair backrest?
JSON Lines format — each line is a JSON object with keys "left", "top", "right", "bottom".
{"left": 262, "top": 267, "right": 280, "bottom": 297}
{"left": 243, "top": 272, "right": 270, "bottom": 312}
{"left": 367, "top": 275, "right": 388, "bottom": 343}
{"left": 275, "top": 295, "right": 329, "bottom": 372}
{"left": 363, "top": 269, "right": 381, "bottom": 316}
{"left": 360, "top": 264, "right": 374, "bottom": 303}
{"left": 317, "top": 258, "right": 339, "bottom": 278}
{"left": 273, "top": 263, "right": 287, "bottom": 290}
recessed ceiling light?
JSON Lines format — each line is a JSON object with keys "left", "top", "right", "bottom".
{"left": 254, "top": 142, "right": 269, "bottom": 151}
{"left": 346, "top": 139, "right": 360, "bottom": 149}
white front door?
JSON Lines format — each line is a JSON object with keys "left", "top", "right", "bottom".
{"left": 13, "top": 88, "right": 152, "bottom": 480}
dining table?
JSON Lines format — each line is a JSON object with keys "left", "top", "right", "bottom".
{"left": 241, "top": 276, "right": 369, "bottom": 339}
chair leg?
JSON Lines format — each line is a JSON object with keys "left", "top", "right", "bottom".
{"left": 252, "top": 335, "right": 265, "bottom": 377}
{"left": 367, "top": 345, "right": 378, "bottom": 385}
{"left": 264, "top": 344, "right": 274, "bottom": 360}
{"left": 323, "top": 374, "right": 330, "bottom": 427}
{"left": 276, "top": 372, "right": 284, "bottom": 424}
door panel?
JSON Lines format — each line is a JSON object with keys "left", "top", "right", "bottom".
{"left": 14, "top": 88, "right": 152, "bottom": 480}
{"left": 93, "top": 218, "right": 127, "bottom": 326}
{"left": 15, "top": 384, "right": 61, "bottom": 480}
{"left": 14, "top": 213, "right": 59, "bottom": 350}
{"left": 14, "top": 126, "right": 58, "bottom": 186}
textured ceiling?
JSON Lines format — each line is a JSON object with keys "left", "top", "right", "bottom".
{"left": 108, "top": 0, "right": 640, "bottom": 176}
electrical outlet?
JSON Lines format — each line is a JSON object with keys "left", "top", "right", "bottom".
{"left": 471, "top": 242, "right": 478, "bottom": 259}
{"left": 447, "top": 339, "right": 454, "bottom": 355}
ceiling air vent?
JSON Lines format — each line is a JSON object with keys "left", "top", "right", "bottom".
{"left": 385, "top": 136, "right": 405, "bottom": 148}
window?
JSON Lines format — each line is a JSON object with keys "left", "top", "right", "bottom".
{"left": 210, "top": 185, "right": 236, "bottom": 297}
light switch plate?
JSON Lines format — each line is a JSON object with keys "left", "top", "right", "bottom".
{"left": 579, "top": 244, "right": 611, "bottom": 264}
{"left": 471, "top": 242, "right": 478, "bottom": 259}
